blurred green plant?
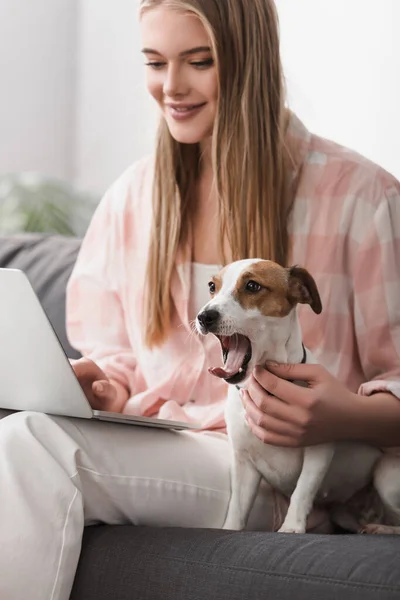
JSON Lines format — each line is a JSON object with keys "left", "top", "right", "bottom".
{"left": 0, "top": 173, "right": 99, "bottom": 237}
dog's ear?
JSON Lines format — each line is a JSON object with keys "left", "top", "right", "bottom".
{"left": 287, "top": 265, "right": 322, "bottom": 314}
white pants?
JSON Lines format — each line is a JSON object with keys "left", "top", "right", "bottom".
{"left": 0, "top": 408, "right": 284, "bottom": 600}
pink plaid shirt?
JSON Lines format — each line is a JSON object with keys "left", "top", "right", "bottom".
{"left": 66, "top": 114, "right": 400, "bottom": 431}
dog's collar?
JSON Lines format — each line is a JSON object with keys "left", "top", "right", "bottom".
{"left": 300, "top": 342, "right": 307, "bottom": 364}
{"left": 236, "top": 343, "right": 307, "bottom": 390}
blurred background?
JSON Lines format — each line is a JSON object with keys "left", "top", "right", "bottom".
{"left": 0, "top": 0, "right": 399, "bottom": 236}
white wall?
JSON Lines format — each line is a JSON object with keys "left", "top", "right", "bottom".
{"left": 276, "top": 0, "right": 400, "bottom": 182}
{"left": 73, "top": 0, "right": 157, "bottom": 193}
{"left": 0, "top": 0, "right": 79, "bottom": 181}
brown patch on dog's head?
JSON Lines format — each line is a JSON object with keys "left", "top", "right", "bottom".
{"left": 209, "top": 270, "right": 224, "bottom": 296}
{"left": 233, "top": 261, "right": 293, "bottom": 317}
{"left": 232, "top": 260, "right": 322, "bottom": 316}
{"left": 287, "top": 265, "right": 322, "bottom": 314}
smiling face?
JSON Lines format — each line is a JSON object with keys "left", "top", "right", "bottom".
{"left": 195, "top": 259, "right": 322, "bottom": 385}
{"left": 140, "top": 5, "right": 218, "bottom": 145}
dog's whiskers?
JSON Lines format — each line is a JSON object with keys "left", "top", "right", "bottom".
{"left": 177, "top": 320, "right": 200, "bottom": 351}
{"left": 183, "top": 319, "right": 200, "bottom": 350}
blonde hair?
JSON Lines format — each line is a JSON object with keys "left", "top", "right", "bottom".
{"left": 140, "top": 0, "right": 292, "bottom": 347}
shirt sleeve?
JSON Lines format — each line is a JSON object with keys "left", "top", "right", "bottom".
{"left": 66, "top": 171, "right": 144, "bottom": 405}
{"left": 354, "top": 180, "right": 400, "bottom": 399}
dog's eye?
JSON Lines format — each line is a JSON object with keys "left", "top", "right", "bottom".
{"left": 246, "top": 280, "right": 262, "bottom": 293}
{"left": 208, "top": 281, "right": 216, "bottom": 294}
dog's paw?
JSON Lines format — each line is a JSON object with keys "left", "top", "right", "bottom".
{"left": 222, "top": 518, "right": 244, "bottom": 531}
{"left": 223, "top": 524, "right": 244, "bottom": 531}
{"left": 359, "top": 523, "right": 400, "bottom": 535}
{"left": 278, "top": 523, "right": 306, "bottom": 534}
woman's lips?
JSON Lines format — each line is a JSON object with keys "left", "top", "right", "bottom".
{"left": 166, "top": 103, "right": 206, "bottom": 121}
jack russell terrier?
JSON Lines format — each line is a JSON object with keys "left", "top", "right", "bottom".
{"left": 196, "top": 259, "right": 400, "bottom": 534}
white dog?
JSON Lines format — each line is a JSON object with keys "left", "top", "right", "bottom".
{"left": 195, "top": 259, "right": 400, "bottom": 534}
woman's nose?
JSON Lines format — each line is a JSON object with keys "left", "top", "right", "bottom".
{"left": 163, "top": 64, "right": 188, "bottom": 97}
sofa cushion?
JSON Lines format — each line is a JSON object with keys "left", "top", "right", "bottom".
{"left": 71, "top": 526, "right": 400, "bottom": 600}
{"left": 0, "top": 234, "right": 81, "bottom": 358}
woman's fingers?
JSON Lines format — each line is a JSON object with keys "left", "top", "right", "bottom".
{"left": 92, "top": 380, "right": 117, "bottom": 405}
{"left": 242, "top": 389, "right": 305, "bottom": 439}
{"left": 252, "top": 366, "right": 311, "bottom": 406}
{"left": 246, "top": 377, "right": 310, "bottom": 427}
{"left": 245, "top": 415, "right": 299, "bottom": 448}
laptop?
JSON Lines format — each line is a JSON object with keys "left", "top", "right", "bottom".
{"left": 0, "top": 268, "right": 199, "bottom": 431}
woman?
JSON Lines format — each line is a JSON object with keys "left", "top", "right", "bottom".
{"left": 1, "top": 1, "right": 400, "bottom": 598}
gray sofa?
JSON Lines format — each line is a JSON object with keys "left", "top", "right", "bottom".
{"left": 1, "top": 233, "right": 400, "bottom": 600}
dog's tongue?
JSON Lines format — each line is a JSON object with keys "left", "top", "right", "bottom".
{"left": 209, "top": 334, "right": 249, "bottom": 379}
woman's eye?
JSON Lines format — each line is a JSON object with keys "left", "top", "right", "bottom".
{"left": 190, "top": 58, "right": 214, "bottom": 69}
{"left": 208, "top": 281, "right": 216, "bottom": 294}
{"left": 145, "top": 62, "right": 166, "bottom": 70}
{"left": 245, "top": 280, "right": 262, "bottom": 293}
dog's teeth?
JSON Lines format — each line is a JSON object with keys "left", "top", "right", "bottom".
{"left": 238, "top": 368, "right": 243, "bottom": 373}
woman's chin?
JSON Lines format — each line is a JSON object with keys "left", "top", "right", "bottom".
{"left": 168, "top": 132, "right": 204, "bottom": 145}
{"left": 166, "top": 122, "right": 212, "bottom": 146}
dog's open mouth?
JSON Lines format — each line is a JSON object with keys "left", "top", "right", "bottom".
{"left": 209, "top": 334, "right": 252, "bottom": 385}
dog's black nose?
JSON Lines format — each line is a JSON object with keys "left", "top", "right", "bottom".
{"left": 197, "top": 309, "right": 220, "bottom": 330}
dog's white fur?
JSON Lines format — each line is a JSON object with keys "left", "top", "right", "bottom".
{"left": 195, "top": 259, "right": 400, "bottom": 533}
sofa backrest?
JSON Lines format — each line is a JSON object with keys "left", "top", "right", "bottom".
{"left": 0, "top": 234, "right": 82, "bottom": 358}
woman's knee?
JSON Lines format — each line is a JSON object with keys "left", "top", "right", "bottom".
{"left": 0, "top": 410, "right": 81, "bottom": 487}
{"left": 0, "top": 410, "right": 60, "bottom": 453}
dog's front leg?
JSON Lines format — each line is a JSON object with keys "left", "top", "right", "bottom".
{"left": 223, "top": 452, "right": 261, "bottom": 530}
{"left": 279, "top": 443, "right": 335, "bottom": 534}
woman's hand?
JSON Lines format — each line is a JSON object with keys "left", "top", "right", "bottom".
{"left": 242, "top": 362, "right": 360, "bottom": 447}
{"left": 70, "top": 357, "right": 122, "bottom": 412}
